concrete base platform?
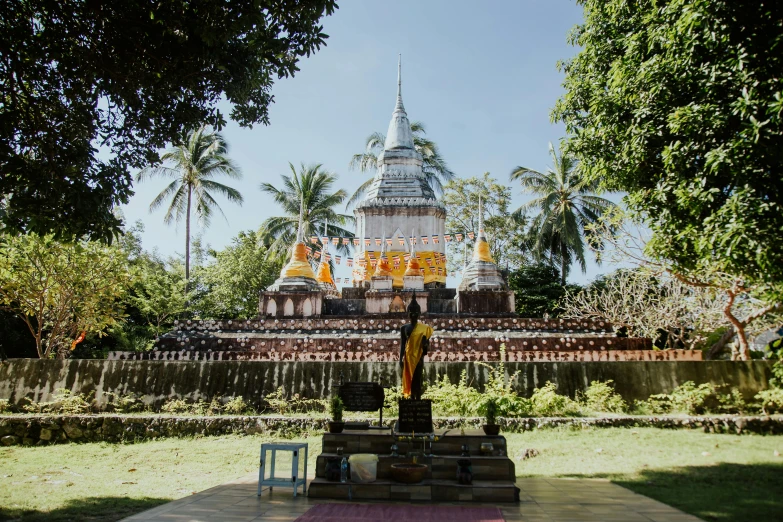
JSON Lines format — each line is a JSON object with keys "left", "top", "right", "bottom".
{"left": 308, "top": 477, "right": 519, "bottom": 502}
{"left": 121, "top": 474, "right": 703, "bottom": 522}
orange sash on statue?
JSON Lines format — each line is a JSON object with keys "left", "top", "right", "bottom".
{"left": 402, "top": 322, "right": 433, "bottom": 397}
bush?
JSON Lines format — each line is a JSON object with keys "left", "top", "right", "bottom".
{"left": 582, "top": 380, "right": 626, "bottom": 414}
{"left": 0, "top": 399, "right": 10, "bottom": 414}
{"left": 478, "top": 345, "right": 531, "bottom": 417}
{"left": 22, "top": 389, "right": 92, "bottom": 414}
{"left": 424, "top": 371, "right": 483, "bottom": 417}
{"left": 224, "top": 396, "right": 255, "bottom": 415}
{"left": 104, "top": 392, "right": 144, "bottom": 413}
{"left": 756, "top": 388, "right": 783, "bottom": 415}
{"left": 382, "top": 385, "right": 404, "bottom": 418}
{"left": 160, "top": 399, "right": 191, "bottom": 414}
{"left": 530, "top": 382, "right": 582, "bottom": 417}
{"left": 263, "top": 387, "right": 327, "bottom": 414}
{"left": 635, "top": 381, "right": 720, "bottom": 415}
{"left": 717, "top": 387, "right": 748, "bottom": 414}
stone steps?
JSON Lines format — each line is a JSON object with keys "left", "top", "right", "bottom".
{"left": 316, "top": 453, "right": 515, "bottom": 482}
{"left": 308, "top": 477, "right": 520, "bottom": 502}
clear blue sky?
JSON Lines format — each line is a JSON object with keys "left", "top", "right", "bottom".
{"left": 121, "top": 0, "right": 624, "bottom": 285}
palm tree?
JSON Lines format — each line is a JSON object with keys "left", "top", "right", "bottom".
{"left": 346, "top": 121, "right": 455, "bottom": 208}
{"left": 259, "top": 163, "right": 354, "bottom": 261}
{"left": 510, "top": 142, "right": 616, "bottom": 285}
{"left": 136, "top": 125, "right": 243, "bottom": 288}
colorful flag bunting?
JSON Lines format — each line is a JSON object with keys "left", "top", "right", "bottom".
{"left": 422, "top": 236, "right": 429, "bottom": 245}
{"left": 347, "top": 258, "right": 353, "bottom": 267}
{"left": 419, "top": 268, "right": 425, "bottom": 275}
{"left": 335, "top": 255, "right": 341, "bottom": 264}
{"left": 364, "top": 238, "right": 370, "bottom": 246}
{"left": 331, "top": 237, "right": 338, "bottom": 246}
{"left": 353, "top": 238, "right": 360, "bottom": 246}
{"left": 445, "top": 234, "right": 451, "bottom": 242}
{"left": 374, "top": 238, "right": 382, "bottom": 246}
{"left": 411, "top": 236, "right": 417, "bottom": 245}
{"left": 343, "top": 238, "right": 350, "bottom": 246}
{"left": 324, "top": 254, "right": 331, "bottom": 262}
{"left": 321, "top": 236, "right": 328, "bottom": 244}
{"left": 456, "top": 233, "right": 464, "bottom": 242}
{"left": 386, "top": 238, "right": 393, "bottom": 246}
{"left": 468, "top": 231, "right": 475, "bottom": 240}
{"left": 314, "top": 251, "right": 321, "bottom": 259}
{"left": 433, "top": 235, "right": 439, "bottom": 243}
{"left": 310, "top": 236, "right": 318, "bottom": 244}
{"left": 398, "top": 237, "right": 406, "bottom": 245}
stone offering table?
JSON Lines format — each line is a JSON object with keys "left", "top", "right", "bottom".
{"left": 308, "top": 428, "right": 519, "bottom": 502}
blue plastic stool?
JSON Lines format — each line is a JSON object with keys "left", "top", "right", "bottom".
{"left": 257, "top": 442, "right": 308, "bottom": 497}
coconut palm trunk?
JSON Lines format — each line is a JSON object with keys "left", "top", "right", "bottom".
{"left": 137, "top": 125, "right": 243, "bottom": 298}
{"left": 185, "top": 184, "right": 192, "bottom": 289}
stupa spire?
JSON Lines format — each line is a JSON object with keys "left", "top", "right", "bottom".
{"left": 472, "top": 193, "right": 494, "bottom": 263}
{"left": 384, "top": 55, "right": 415, "bottom": 150}
{"left": 295, "top": 197, "right": 304, "bottom": 243}
{"left": 395, "top": 54, "right": 405, "bottom": 112}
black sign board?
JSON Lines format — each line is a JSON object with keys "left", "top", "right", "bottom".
{"left": 338, "top": 382, "right": 384, "bottom": 412}
{"left": 397, "top": 399, "right": 433, "bottom": 433}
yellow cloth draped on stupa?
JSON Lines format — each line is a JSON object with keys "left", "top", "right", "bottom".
{"left": 376, "top": 254, "right": 393, "bottom": 277}
{"left": 354, "top": 251, "right": 446, "bottom": 286}
{"left": 473, "top": 236, "right": 494, "bottom": 263}
{"left": 402, "top": 322, "right": 433, "bottom": 398}
{"left": 404, "top": 255, "right": 421, "bottom": 277}
{"left": 315, "top": 260, "right": 334, "bottom": 285}
{"left": 280, "top": 243, "right": 317, "bottom": 279}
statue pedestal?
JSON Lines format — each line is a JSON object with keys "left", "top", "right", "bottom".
{"left": 402, "top": 275, "right": 424, "bottom": 290}
{"left": 365, "top": 290, "right": 429, "bottom": 314}
{"left": 260, "top": 290, "right": 323, "bottom": 318}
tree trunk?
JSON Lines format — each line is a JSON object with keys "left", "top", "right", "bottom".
{"left": 722, "top": 288, "right": 750, "bottom": 361}
{"left": 185, "top": 183, "right": 192, "bottom": 293}
{"left": 560, "top": 241, "right": 567, "bottom": 286}
{"left": 707, "top": 326, "right": 736, "bottom": 360}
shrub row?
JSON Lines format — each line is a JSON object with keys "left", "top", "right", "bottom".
{"left": 1, "top": 413, "right": 782, "bottom": 447}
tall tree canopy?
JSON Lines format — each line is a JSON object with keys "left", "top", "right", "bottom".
{"left": 0, "top": 0, "right": 337, "bottom": 242}
{"left": 511, "top": 143, "right": 616, "bottom": 285}
{"left": 441, "top": 173, "right": 529, "bottom": 273}
{"left": 259, "top": 163, "right": 353, "bottom": 260}
{"left": 136, "top": 126, "right": 242, "bottom": 290}
{"left": 347, "top": 122, "right": 455, "bottom": 207}
{"left": 553, "top": 0, "right": 783, "bottom": 300}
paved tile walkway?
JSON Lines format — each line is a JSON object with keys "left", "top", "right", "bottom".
{"left": 122, "top": 473, "right": 702, "bottom": 522}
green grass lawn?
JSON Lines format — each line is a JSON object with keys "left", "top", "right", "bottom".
{"left": 0, "top": 427, "right": 781, "bottom": 522}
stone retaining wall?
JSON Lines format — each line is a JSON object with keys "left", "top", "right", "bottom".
{"left": 1, "top": 414, "right": 781, "bottom": 446}
{"left": 0, "top": 359, "right": 772, "bottom": 411}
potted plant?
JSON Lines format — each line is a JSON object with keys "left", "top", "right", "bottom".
{"left": 328, "top": 395, "right": 345, "bottom": 434}
{"left": 482, "top": 397, "right": 500, "bottom": 436}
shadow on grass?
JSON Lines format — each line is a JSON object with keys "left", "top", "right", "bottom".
{"left": 0, "top": 496, "right": 169, "bottom": 522}
{"left": 551, "top": 462, "right": 783, "bottom": 522}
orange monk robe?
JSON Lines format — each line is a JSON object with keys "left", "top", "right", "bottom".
{"left": 402, "top": 322, "right": 433, "bottom": 398}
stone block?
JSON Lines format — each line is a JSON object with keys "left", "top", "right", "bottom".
{"left": 351, "top": 483, "right": 390, "bottom": 499}
{"left": 62, "top": 422, "right": 83, "bottom": 439}
{"left": 1, "top": 435, "right": 20, "bottom": 446}
{"left": 39, "top": 428, "right": 53, "bottom": 441}
{"left": 390, "top": 485, "right": 430, "bottom": 500}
